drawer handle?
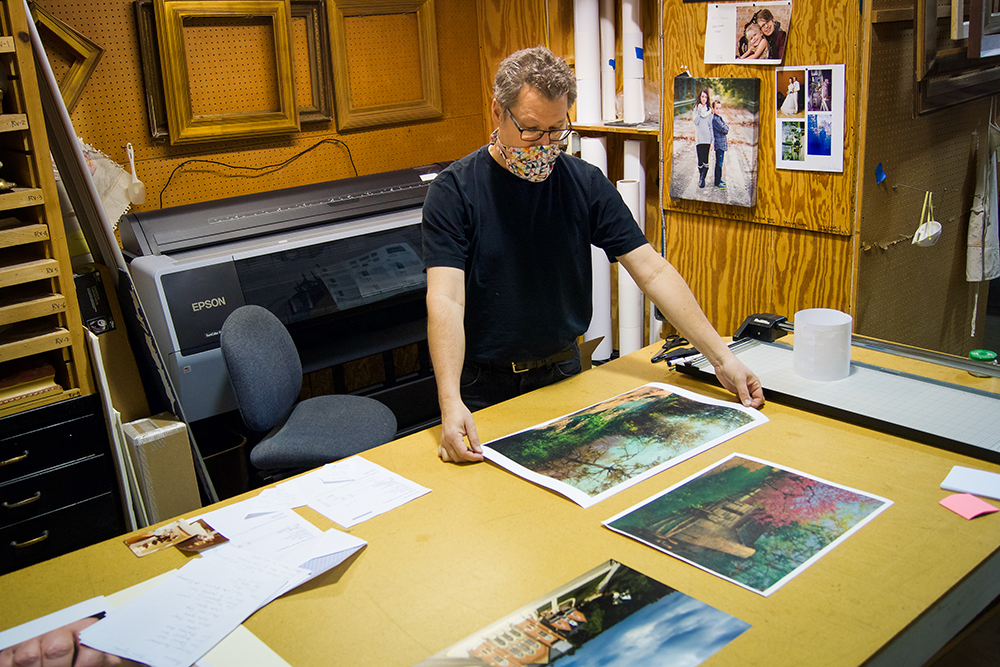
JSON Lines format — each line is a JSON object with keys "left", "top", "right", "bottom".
{"left": 11, "top": 530, "right": 49, "bottom": 548}
{"left": 3, "top": 492, "right": 41, "bottom": 509}
{"left": 0, "top": 451, "right": 29, "bottom": 467}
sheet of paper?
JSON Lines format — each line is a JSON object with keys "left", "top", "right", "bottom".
{"left": 243, "top": 485, "right": 307, "bottom": 517}
{"left": 192, "top": 507, "right": 322, "bottom": 559}
{"left": 941, "top": 466, "right": 1000, "bottom": 500}
{"left": 80, "top": 550, "right": 306, "bottom": 667}
{"left": 0, "top": 597, "right": 108, "bottom": 651}
{"left": 284, "top": 456, "right": 431, "bottom": 528}
{"left": 940, "top": 493, "right": 999, "bottom": 520}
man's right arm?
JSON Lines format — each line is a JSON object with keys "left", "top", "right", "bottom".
{"left": 426, "top": 266, "right": 483, "bottom": 462}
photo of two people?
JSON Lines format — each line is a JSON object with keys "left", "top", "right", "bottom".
{"left": 670, "top": 76, "right": 760, "bottom": 208}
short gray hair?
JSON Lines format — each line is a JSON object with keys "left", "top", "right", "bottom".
{"left": 493, "top": 46, "right": 577, "bottom": 112}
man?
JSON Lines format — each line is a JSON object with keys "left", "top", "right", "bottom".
{"left": 711, "top": 99, "right": 729, "bottom": 189}
{"left": 422, "top": 47, "right": 763, "bottom": 464}
{"left": 755, "top": 9, "right": 787, "bottom": 61}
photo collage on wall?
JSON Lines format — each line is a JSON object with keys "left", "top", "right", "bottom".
{"left": 774, "top": 64, "right": 845, "bottom": 172}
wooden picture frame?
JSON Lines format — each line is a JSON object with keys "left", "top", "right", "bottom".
{"left": 135, "top": 0, "right": 330, "bottom": 139}
{"left": 291, "top": 0, "right": 333, "bottom": 123}
{"left": 969, "top": 0, "right": 1000, "bottom": 57}
{"left": 952, "top": 0, "right": 970, "bottom": 39}
{"left": 912, "top": 0, "right": 1000, "bottom": 115}
{"left": 327, "top": 0, "right": 442, "bottom": 131}
{"left": 29, "top": 3, "right": 104, "bottom": 114}
{"left": 152, "top": 0, "right": 299, "bottom": 145}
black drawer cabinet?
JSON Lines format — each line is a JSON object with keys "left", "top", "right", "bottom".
{"left": 0, "top": 395, "right": 126, "bottom": 574}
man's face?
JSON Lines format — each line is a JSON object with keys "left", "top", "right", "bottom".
{"left": 492, "top": 84, "right": 569, "bottom": 148}
{"left": 758, "top": 16, "right": 775, "bottom": 36}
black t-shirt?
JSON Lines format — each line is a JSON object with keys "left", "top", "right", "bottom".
{"left": 421, "top": 145, "right": 648, "bottom": 362}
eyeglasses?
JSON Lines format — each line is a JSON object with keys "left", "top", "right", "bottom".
{"left": 507, "top": 110, "right": 573, "bottom": 142}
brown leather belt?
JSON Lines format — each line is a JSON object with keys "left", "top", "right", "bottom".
{"left": 508, "top": 347, "right": 576, "bottom": 373}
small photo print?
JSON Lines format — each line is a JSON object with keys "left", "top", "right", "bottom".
{"left": 124, "top": 519, "right": 196, "bottom": 558}
{"left": 808, "top": 114, "right": 833, "bottom": 156}
{"left": 175, "top": 519, "right": 229, "bottom": 553}
{"left": 704, "top": 1, "right": 792, "bottom": 65}
{"left": 807, "top": 68, "right": 833, "bottom": 112}
{"left": 776, "top": 69, "right": 805, "bottom": 119}
{"left": 781, "top": 121, "right": 805, "bottom": 161}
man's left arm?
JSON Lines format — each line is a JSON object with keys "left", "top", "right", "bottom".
{"left": 617, "top": 244, "right": 764, "bottom": 408}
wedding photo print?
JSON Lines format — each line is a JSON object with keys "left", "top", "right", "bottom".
{"left": 774, "top": 64, "right": 845, "bottom": 172}
{"left": 670, "top": 75, "right": 760, "bottom": 207}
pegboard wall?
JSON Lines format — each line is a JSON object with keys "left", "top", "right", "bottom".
{"left": 33, "top": 0, "right": 484, "bottom": 211}
{"left": 343, "top": 14, "right": 422, "bottom": 107}
{"left": 856, "top": 7, "right": 993, "bottom": 355}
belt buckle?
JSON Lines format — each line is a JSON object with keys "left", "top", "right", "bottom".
{"left": 512, "top": 361, "right": 530, "bottom": 373}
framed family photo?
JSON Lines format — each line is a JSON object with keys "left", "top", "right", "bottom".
{"left": 669, "top": 75, "right": 761, "bottom": 207}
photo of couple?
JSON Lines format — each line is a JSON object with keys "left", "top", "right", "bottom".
{"left": 777, "top": 69, "right": 805, "bottom": 118}
{"left": 670, "top": 76, "right": 760, "bottom": 208}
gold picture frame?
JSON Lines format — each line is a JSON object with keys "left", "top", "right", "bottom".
{"left": 291, "top": 0, "right": 333, "bottom": 123}
{"left": 134, "top": 0, "right": 168, "bottom": 139}
{"left": 328, "top": 0, "right": 442, "bottom": 131}
{"left": 152, "top": 0, "right": 299, "bottom": 145}
{"left": 29, "top": 2, "right": 104, "bottom": 114}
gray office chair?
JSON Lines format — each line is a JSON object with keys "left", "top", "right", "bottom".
{"left": 220, "top": 305, "right": 397, "bottom": 473}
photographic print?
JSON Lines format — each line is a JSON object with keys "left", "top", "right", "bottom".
{"left": 411, "top": 560, "right": 750, "bottom": 667}
{"left": 775, "top": 64, "right": 845, "bottom": 172}
{"left": 704, "top": 1, "right": 792, "bottom": 64}
{"left": 776, "top": 69, "right": 805, "bottom": 118}
{"left": 483, "top": 383, "right": 767, "bottom": 508}
{"left": 808, "top": 114, "right": 833, "bottom": 156}
{"left": 124, "top": 519, "right": 196, "bottom": 558}
{"left": 604, "top": 454, "right": 893, "bottom": 597}
{"left": 670, "top": 76, "right": 761, "bottom": 208}
{"left": 807, "top": 68, "right": 833, "bottom": 112}
{"left": 781, "top": 121, "right": 805, "bottom": 161}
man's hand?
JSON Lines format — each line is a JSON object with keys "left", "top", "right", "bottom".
{"left": 438, "top": 399, "right": 483, "bottom": 463}
{"left": 0, "top": 617, "right": 120, "bottom": 667}
{"left": 714, "top": 356, "right": 765, "bottom": 409}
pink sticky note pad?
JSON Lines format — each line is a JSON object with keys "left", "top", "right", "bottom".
{"left": 940, "top": 493, "right": 999, "bottom": 520}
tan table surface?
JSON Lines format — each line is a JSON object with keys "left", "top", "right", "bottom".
{"left": 2, "top": 343, "right": 999, "bottom": 666}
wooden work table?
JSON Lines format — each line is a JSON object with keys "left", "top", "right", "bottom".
{"left": 1, "top": 343, "right": 999, "bottom": 666}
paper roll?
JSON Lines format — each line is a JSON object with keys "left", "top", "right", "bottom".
{"left": 574, "top": 0, "right": 602, "bottom": 124}
{"left": 623, "top": 139, "right": 644, "bottom": 228}
{"left": 792, "top": 309, "right": 853, "bottom": 381}
{"left": 582, "top": 136, "right": 611, "bottom": 361}
{"left": 617, "top": 179, "right": 644, "bottom": 356}
{"left": 580, "top": 136, "right": 608, "bottom": 175}
{"left": 623, "top": 77, "right": 645, "bottom": 124}
{"left": 600, "top": 0, "right": 616, "bottom": 121}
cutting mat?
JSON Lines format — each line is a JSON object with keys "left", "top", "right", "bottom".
{"left": 675, "top": 340, "right": 1000, "bottom": 462}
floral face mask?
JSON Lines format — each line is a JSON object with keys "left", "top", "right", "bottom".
{"left": 490, "top": 129, "right": 561, "bottom": 182}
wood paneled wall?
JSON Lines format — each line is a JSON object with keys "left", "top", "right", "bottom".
{"left": 660, "top": 2, "right": 861, "bottom": 337}
{"left": 38, "top": 0, "right": 486, "bottom": 212}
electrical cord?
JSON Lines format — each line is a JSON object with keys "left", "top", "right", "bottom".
{"left": 157, "top": 138, "right": 359, "bottom": 208}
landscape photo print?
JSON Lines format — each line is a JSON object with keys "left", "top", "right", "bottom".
{"left": 483, "top": 383, "right": 767, "bottom": 508}
{"left": 604, "top": 454, "right": 893, "bottom": 596}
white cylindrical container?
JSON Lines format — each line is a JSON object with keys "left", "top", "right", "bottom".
{"left": 617, "top": 179, "right": 644, "bottom": 355}
{"left": 792, "top": 309, "right": 853, "bottom": 381}
{"left": 623, "top": 139, "right": 644, "bottom": 229}
{"left": 574, "top": 0, "right": 601, "bottom": 124}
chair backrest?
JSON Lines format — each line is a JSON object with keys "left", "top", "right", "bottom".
{"left": 220, "top": 305, "right": 302, "bottom": 432}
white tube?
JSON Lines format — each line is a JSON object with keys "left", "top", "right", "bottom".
{"left": 581, "top": 136, "right": 612, "bottom": 361}
{"left": 622, "top": 0, "right": 644, "bottom": 123}
{"left": 600, "top": 0, "right": 616, "bottom": 121}
{"left": 574, "top": 0, "right": 601, "bottom": 124}
{"left": 648, "top": 302, "right": 664, "bottom": 345}
{"left": 616, "top": 179, "right": 644, "bottom": 355}
{"left": 623, "top": 140, "right": 644, "bottom": 229}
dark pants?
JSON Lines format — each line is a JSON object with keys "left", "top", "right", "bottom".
{"left": 696, "top": 143, "right": 711, "bottom": 183}
{"left": 714, "top": 149, "right": 725, "bottom": 185}
{"left": 460, "top": 344, "right": 582, "bottom": 412}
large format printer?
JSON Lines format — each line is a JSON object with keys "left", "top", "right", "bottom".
{"left": 121, "top": 163, "right": 449, "bottom": 425}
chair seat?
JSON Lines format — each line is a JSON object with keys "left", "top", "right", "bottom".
{"left": 249, "top": 394, "right": 397, "bottom": 470}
